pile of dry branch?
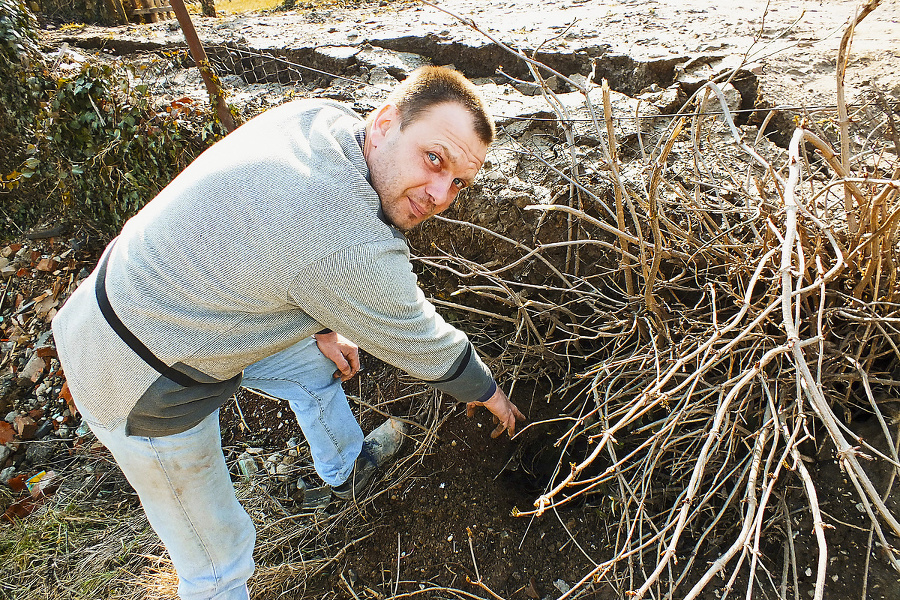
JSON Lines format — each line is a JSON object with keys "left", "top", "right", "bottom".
{"left": 415, "top": 2, "right": 900, "bottom": 598}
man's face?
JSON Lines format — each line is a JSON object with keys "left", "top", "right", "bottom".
{"left": 365, "top": 102, "right": 488, "bottom": 231}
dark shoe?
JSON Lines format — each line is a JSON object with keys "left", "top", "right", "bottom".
{"left": 332, "top": 417, "right": 406, "bottom": 500}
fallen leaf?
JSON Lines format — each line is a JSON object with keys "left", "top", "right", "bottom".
{"left": 7, "top": 473, "right": 28, "bottom": 493}
{"left": 35, "top": 346, "right": 56, "bottom": 359}
{"left": 0, "top": 422, "right": 14, "bottom": 445}
{"left": 59, "top": 381, "right": 77, "bottom": 416}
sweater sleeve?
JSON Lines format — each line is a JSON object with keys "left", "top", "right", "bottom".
{"left": 288, "top": 238, "right": 496, "bottom": 403}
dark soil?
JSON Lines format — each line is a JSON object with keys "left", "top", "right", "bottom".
{"left": 218, "top": 376, "right": 622, "bottom": 600}
{"left": 217, "top": 373, "right": 900, "bottom": 600}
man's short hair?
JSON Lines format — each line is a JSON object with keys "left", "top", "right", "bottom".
{"left": 376, "top": 66, "right": 495, "bottom": 145}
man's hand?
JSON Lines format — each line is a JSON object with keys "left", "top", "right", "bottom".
{"left": 314, "top": 331, "right": 361, "bottom": 382}
{"left": 466, "top": 387, "right": 526, "bottom": 438}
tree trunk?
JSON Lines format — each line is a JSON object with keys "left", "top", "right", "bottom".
{"left": 200, "top": 0, "right": 216, "bottom": 17}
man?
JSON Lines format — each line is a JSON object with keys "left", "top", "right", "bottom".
{"left": 52, "top": 66, "right": 525, "bottom": 600}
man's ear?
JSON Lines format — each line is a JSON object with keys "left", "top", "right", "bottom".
{"left": 368, "top": 104, "right": 400, "bottom": 147}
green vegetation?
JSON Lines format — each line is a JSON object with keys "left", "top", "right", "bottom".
{"left": 0, "top": 1, "right": 226, "bottom": 238}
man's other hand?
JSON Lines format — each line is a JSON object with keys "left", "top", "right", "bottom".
{"left": 314, "top": 331, "right": 361, "bottom": 381}
{"left": 466, "top": 387, "right": 526, "bottom": 438}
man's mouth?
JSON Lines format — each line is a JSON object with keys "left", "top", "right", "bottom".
{"left": 408, "top": 197, "right": 427, "bottom": 219}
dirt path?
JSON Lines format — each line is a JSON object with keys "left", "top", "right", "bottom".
{"left": 53, "top": 0, "right": 899, "bottom": 110}
{"left": 259, "top": 0, "right": 900, "bottom": 107}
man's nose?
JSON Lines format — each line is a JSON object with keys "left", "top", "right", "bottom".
{"left": 426, "top": 175, "right": 458, "bottom": 210}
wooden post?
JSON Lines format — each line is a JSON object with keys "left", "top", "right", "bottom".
{"left": 103, "top": 0, "right": 129, "bottom": 24}
{"left": 169, "top": 0, "right": 236, "bottom": 133}
{"left": 200, "top": 0, "right": 216, "bottom": 17}
{"left": 143, "top": 0, "right": 159, "bottom": 23}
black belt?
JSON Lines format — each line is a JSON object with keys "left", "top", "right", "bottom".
{"left": 94, "top": 243, "right": 203, "bottom": 388}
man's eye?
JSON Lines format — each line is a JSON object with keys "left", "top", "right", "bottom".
{"left": 453, "top": 178, "right": 466, "bottom": 189}
{"left": 426, "top": 151, "right": 440, "bottom": 164}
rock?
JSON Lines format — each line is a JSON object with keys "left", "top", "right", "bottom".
{"left": 14, "top": 415, "right": 37, "bottom": 439}
{"left": 237, "top": 452, "right": 259, "bottom": 479}
{"left": 719, "top": 82, "right": 741, "bottom": 114}
{"left": 0, "top": 466, "right": 15, "bottom": 483}
{"left": 367, "top": 65, "right": 396, "bottom": 87}
{"left": 568, "top": 73, "right": 590, "bottom": 90}
{"left": 33, "top": 419, "right": 53, "bottom": 440}
{"left": 35, "top": 257, "right": 59, "bottom": 272}
{"left": 356, "top": 45, "right": 430, "bottom": 80}
{"left": 25, "top": 439, "right": 58, "bottom": 466}
{"left": 498, "top": 177, "right": 551, "bottom": 209}
{"left": 639, "top": 83, "right": 684, "bottom": 113}
{"left": 19, "top": 354, "right": 46, "bottom": 382}
{"left": 0, "top": 445, "right": 11, "bottom": 466}
{"left": 313, "top": 45, "right": 359, "bottom": 74}
{"left": 514, "top": 75, "right": 559, "bottom": 96}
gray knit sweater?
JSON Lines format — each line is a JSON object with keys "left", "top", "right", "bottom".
{"left": 52, "top": 99, "right": 496, "bottom": 436}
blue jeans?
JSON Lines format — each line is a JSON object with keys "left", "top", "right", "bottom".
{"left": 76, "top": 337, "right": 363, "bottom": 600}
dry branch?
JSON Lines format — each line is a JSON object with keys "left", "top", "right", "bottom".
{"left": 415, "top": 1, "right": 900, "bottom": 597}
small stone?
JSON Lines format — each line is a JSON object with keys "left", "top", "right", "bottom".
{"left": 33, "top": 420, "right": 54, "bottom": 439}
{"left": 237, "top": 452, "right": 259, "bottom": 479}
{"left": 0, "top": 466, "right": 15, "bottom": 483}
{"left": 14, "top": 415, "right": 38, "bottom": 439}
{"left": 36, "top": 258, "right": 59, "bottom": 272}
{"left": 367, "top": 66, "right": 397, "bottom": 87}
{"left": 19, "top": 354, "right": 46, "bottom": 382}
